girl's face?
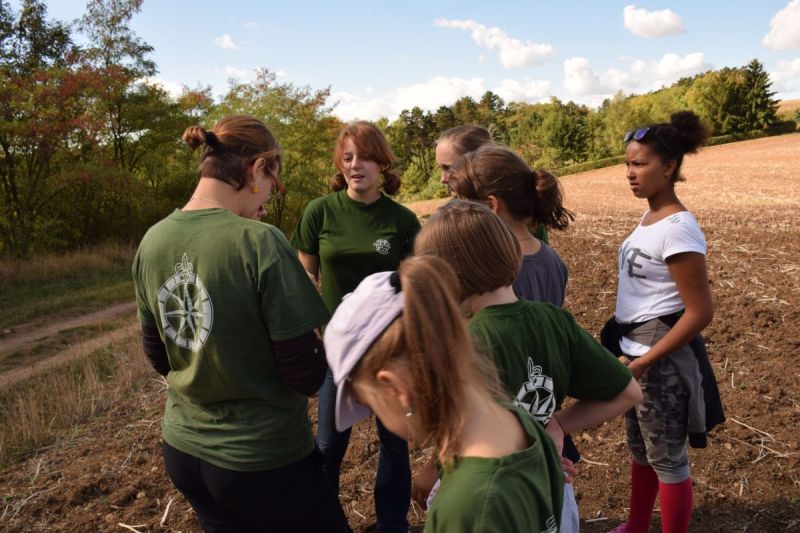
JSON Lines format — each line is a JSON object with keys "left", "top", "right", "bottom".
{"left": 341, "top": 137, "right": 382, "bottom": 200}
{"left": 435, "top": 140, "right": 459, "bottom": 185}
{"left": 624, "top": 141, "right": 674, "bottom": 200}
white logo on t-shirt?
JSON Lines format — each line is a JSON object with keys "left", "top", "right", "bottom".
{"left": 373, "top": 238, "right": 391, "bottom": 255}
{"left": 157, "top": 253, "right": 213, "bottom": 352}
{"left": 514, "top": 358, "right": 556, "bottom": 425}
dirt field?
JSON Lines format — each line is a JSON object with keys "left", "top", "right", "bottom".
{"left": 1, "top": 134, "right": 798, "bottom": 532}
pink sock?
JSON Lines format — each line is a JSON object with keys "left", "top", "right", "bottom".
{"left": 659, "top": 478, "right": 693, "bottom": 533}
{"left": 627, "top": 461, "right": 660, "bottom": 533}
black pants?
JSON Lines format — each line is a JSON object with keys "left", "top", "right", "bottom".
{"left": 163, "top": 442, "right": 350, "bottom": 533}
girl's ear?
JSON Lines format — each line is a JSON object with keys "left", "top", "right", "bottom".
{"left": 664, "top": 159, "right": 677, "bottom": 180}
{"left": 375, "top": 367, "right": 414, "bottom": 414}
{"left": 485, "top": 194, "right": 500, "bottom": 214}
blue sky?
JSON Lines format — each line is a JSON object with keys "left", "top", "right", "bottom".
{"left": 15, "top": 1, "right": 800, "bottom": 120}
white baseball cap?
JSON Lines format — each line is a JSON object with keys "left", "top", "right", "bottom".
{"left": 323, "top": 271, "right": 404, "bottom": 432}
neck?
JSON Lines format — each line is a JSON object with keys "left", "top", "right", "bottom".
{"left": 457, "top": 383, "right": 527, "bottom": 458}
{"left": 502, "top": 216, "right": 542, "bottom": 255}
{"left": 185, "top": 177, "right": 245, "bottom": 215}
{"left": 646, "top": 187, "right": 683, "bottom": 214}
{"left": 347, "top": 187, "right": 382, "bottom": 204}
{"left": 465, "top": 285, "right": 517, "bottom": 315}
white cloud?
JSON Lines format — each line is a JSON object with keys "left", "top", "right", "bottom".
{"left": 763, "top": 0, "right": 800, "bottom": 49}
{"left": 223, "top": 66, "right": 252, "bottom": 80}
{"left": 275, "top": 68, "right": 287, "bottom": 78}
{"left": 563, "top": 53, "right": 710, "bottom": 96}
{"left": 771, "top": 58, "right": 800, "bottom": 91}
{"left": 564, "top": 57, "right": 611, "bottom": 95}
{"left": 494, "top": 79, "right": 551, "bottom": 103}
{"left": 140, "top": 77, "right": 183, "bottom": 98}
{"left": 213, "top": 34, "right": 239, "bottom": 50}
{"left": 434, "top": 18, "right": 555, "bottom": 68}
{"left": 243, "top": 22, "right": 259, "bottom": 29}
{"left": 623, "top": 5, "right": 685, "bottom": 38}
{"left": 330, "top": 76, "right": 552, "bottom": 121}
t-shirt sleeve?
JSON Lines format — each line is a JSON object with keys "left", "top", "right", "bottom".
{"left": 290, "top": 198, "right": 323, "bottom": 255}
{"left": 131, "top": 249, "right": 157, "bottom": 328}
{"left": 559, "top": 309, "right": 633, "bottom": 401}
{"left": 261, "top": 227, "right": 331, "bottom": 340}
{"left": 662, "top": 215, "right": 706, "bottom": 260}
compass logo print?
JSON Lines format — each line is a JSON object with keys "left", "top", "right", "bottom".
{"left": 373, "top": 238, "right": 391, "bottom": 255}
{"left": 158, "top": 253, "right": 214, "bottom": 351}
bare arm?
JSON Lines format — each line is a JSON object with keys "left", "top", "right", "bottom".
{"left": 551, "top": 378, "right": 642, "bottom": 435}
{"left": 297, "top": 251, "right": 321, "bottom": 289}
{"left": 628, "top": 251, "right": 714, "bottom": 379}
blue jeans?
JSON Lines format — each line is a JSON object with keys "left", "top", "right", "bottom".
{"left": 317, "top": 368, "right": 410, "bottom": 533}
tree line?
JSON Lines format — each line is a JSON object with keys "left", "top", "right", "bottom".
{"left": 0, "top": 0, "right": 791, "bottom": 258}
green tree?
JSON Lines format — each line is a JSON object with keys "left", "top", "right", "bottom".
{"left": 215, "top": 69, "right": 342, "bottom": 233}
{"left": 0, "top": 0, "right": 92, "bottom": 257}
{"left": 742, "top": 59, "right": 778, "bottom": 131}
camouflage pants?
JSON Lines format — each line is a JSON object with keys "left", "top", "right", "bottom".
{"left": 625, "top": 354, "right": 691, "bottom": 483}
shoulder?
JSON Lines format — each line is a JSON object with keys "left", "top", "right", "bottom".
{"left": 661, "top": 211, "right": 706, "bottom": 251}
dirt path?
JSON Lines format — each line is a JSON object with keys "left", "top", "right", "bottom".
{"left": 0, "top": 322, "right": 139, "bottom": 390}
{"left": 0, "top": 301, "right": 136, "bottom": 356}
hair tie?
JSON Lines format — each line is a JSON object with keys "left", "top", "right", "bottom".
{"left": 389, "top": 271, "right": 402, "bottom": 293}
{"left": 205, "top": 131, "right": 219, "bottom": 147}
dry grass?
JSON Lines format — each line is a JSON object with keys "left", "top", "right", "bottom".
{"left": 778, "top": 98, "right": 800, "bottom": 117}
{"left": 0, "top": 242, "right": 135, "bottom": 292}
{"left": 0, "top": 332, "right": 151, "bottom": 468}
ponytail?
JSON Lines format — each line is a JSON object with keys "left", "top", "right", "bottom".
{"left": 449, "top": 144, "right": 574, "bottom": 230}
{"left": 354, "top": 255, "right": 500, "bottom": 464}
{"left": 532, "top": 169, "right": 574, "bottom": 230}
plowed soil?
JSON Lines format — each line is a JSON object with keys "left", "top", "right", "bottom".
{"left": 1, "top": 134, "right": 798, "bottom": 532}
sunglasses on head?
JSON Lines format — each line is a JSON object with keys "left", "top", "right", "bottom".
{"left": 623, "top": 126, "right": 654, "bottom": 144}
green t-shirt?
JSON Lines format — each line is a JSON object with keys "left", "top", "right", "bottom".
{"left": 290, "top": 190, "right": 421, "bottom": 313}
{"left": 132, "top": 208, "right": 330, "bottom": 472}
{"left": 426, "top": 404, "right": 563, "bottom": 533}
{"left": 469, "top": 300, "right": 632, "bottom": 427}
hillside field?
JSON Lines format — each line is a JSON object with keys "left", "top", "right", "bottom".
{"left": 1, "top": 134, "right": 798, "bottom": 532}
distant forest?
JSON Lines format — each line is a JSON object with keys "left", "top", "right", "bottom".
{"left": 1, "top": 0, "right": 795, "bottom": 258}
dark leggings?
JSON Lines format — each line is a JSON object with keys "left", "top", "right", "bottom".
{"left": 163, "top": 442, "right": 350, "bottom": 533}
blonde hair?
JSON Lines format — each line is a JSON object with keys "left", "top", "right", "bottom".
{"left": 436, "top": 125, "right": 492, "bottom": 155}
{"left": 352, "top": 255, "right": 500, "bottom": 465}
{"left": 414, "top": 200, "right": 521, "bottom": 300}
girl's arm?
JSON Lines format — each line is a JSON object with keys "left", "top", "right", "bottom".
{"left": 297, "top": 251, "right": 321, "bottom": 290}
{"left": 551, "top": 378, "right": 642, "bottom": 435}
{"left": 627, "top": 251, "right": 714, "bottom": 379}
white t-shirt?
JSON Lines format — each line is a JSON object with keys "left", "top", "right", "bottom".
{"left": 615, "top": 210, "right": 706, "bottom": 356}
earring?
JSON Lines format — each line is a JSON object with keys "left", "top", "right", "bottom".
{"left": 250, "top": 184, "right": 260, "bottom": 194}
{"left": 405, "top": 410, "right": 413, "bottom": 418}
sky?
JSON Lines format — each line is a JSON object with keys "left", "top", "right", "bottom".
{"left": 14, "top": 0, "right": 800, "bottom": 121}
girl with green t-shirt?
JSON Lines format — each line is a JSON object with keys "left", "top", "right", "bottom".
{"left": 291, "top": 121, "right": 421, "bottom": 532}
{"left": 133, "top": 115, "right": 348, "bottom": 532}
{"left": 323, "top": 256, "right": 565, "bottom": 533}
{"left": 413, "top": 200, "right": 643, "bottom": 532}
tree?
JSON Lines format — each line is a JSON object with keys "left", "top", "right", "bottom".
{"left": 215, "top": 69, "right": 342, "bottom": 233}
{"left": 0, "top": 0, "right": 92, "bottom": 257}
{"left": 685, "top": 68, "right": 746, "bottom": 135}
{"left": 742, "top": 59, "right": 778, "bottom": 131}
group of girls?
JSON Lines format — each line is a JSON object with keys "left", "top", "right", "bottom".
{"left": 132, "top": 109, "right": 720, "bottom": 533}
